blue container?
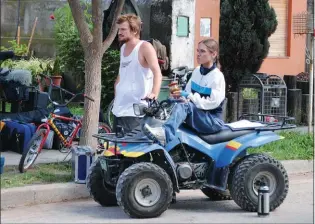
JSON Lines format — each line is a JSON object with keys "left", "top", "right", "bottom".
{"left": 71, "top": 146, "right": 95, "bottom": 184}
{"left": 0, "top": 156, "right": 5, "bottom": 174}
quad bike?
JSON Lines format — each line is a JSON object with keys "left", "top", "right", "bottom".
{"left": 88, "top": 99, "right": 296, "bottom": 218}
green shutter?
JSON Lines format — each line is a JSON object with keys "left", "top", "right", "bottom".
{"left": 177, "top": 16, "right": 189, "bottom": 37}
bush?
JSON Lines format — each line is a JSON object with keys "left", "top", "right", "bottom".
{"left": 1, "top": 40, "right": 28, "bottom": 56}
{"left": 219, "top": 0, "right": 278, "bottom": 92}
{"left": 53, "top": 2, "right": 88, "bottom": 81}
{"left": 1, "top": 57, "right": 53, "bottom": 84}
{"left": 101, "top": 50, "right": 120, "bottom": 109}
{"left": 53, "top": 2, "right": 120, "bottom": 109}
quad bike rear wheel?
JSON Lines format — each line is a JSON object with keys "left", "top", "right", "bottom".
{"left": 229, "top": 153, "right": 289, "bottom": 212}
{"left": 86, "top": 158, "right": 117, "bottom": 206}
{"left": 201, "top": 188, "right": 232, "bottom": 201}
{"left": 116, "top": 162, "right": 173, "bottom": 218}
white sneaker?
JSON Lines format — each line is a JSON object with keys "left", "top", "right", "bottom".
{"left": 143, "top": 124, "right": 166, "bottom": 146}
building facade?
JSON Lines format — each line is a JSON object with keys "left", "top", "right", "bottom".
{"left": 170, "top": 0, "right": 307, "bottom": 75}
{"left": 192, "top": 0, "right": 307, "bottom": 76}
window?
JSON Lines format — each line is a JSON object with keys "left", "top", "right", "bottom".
{"left": 200, "top": 18, "right": 212, "bottom": 37}
{"left": 177, "top": 16, "right": 189, "bottom": 37}
{"left": 268, "top": 0, "right": 289, "bottom": 57}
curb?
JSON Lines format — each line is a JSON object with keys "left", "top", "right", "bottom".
{"left": 1, "top": 160, "right": 313, "bottom": 210}
{"left": 1, "top": 182, "right": 90, "bottom": 210}
{"left": 280, "top": 160, "right": 313, "bottom": 174}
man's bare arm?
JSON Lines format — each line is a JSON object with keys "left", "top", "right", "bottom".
{"left": 142, "top": 42, "right": 162, "bottom": 98}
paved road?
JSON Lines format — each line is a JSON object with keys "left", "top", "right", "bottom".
{"left": 1, "top": 172, "right": 313, "bottom": 223}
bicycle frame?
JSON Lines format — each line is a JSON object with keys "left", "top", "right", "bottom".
{"left": 36, "top": 112, "right": 82, "bottom": 152}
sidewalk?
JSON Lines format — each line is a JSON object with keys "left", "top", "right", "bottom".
{"left": 281, "top": 125, "right": 312, "bottom": 134}
{"left": 1, "top": 149, "right": 71, "bottom": 166}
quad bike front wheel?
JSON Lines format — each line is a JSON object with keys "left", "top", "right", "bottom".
{"left": 116, "top": 162, "right": 173, "bottom": 218}
{"left": 86, "top": 158, "right": 117, "bottom": 206}
{"left": 229, "top": 153, "right": 289, "bottom": 212}
{"left": 201, "top": 188, "right": 232, "bottom": 201}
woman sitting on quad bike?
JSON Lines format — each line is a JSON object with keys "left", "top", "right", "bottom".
{"left": 144, "top": 38, "right": 226, "bottom": 146}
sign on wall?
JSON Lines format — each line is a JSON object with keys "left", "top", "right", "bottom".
{"left": 200, "top": 18, "right": 211, "bottom": 37}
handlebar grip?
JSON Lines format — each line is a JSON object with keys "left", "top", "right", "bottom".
{"left": 84, "top": 94, "right": 95, "bottom": 102}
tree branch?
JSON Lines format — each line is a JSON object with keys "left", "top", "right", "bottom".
{"left": 102, "top": 0, "right": 125, "bottom": 54}
{"left": 68, "top": 0, "right": 93, "bottom": 49}
{"left": 92, "top": 0, "right": 103, "bottom": 45}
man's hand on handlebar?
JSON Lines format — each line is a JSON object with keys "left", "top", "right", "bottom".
{"left": 143, "top": 92, "right": 157, "bottom": 100}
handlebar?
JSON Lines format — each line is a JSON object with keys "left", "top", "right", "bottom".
{"left": 141, "top": 98, "right": 175, "bottom": 116}
{"left": 83, "top": 94, "right": 95, "bottom": 102}
{"left": 38, "top": 73, "right": 95, "bottom": 107}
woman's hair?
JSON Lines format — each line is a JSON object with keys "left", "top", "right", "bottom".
{"left": 117, "top": 14, "right": 142, "bottom": 38}
{"left": 199, "top": 38, "right": 221, "bottom": 69}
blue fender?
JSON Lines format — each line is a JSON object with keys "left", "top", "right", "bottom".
{"left": 140, "top": 144, "right": 180, "bottom": 192}
{"left": 215, "top": 131, "right": 283, "bottom": 168}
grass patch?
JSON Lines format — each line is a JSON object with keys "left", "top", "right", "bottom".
{"left": 248, "top": 131, "right": 314, "bottom": 160}
{"left": 1, "top": 162, "right": 73, "bottom": 189}
{"left": 69, "top": 106, "right": 84, "bottom": 116}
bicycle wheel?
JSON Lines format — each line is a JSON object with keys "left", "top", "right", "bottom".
{"left": 106, "top": 100, "right": 115, "bottom": 129}
{"left": 18, "top": 129, "right": 47, "bottom": 173}
{"left": 98, "top": 122, "right": 112, "bottom": 133}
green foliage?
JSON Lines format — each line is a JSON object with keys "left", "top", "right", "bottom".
{"left": 219, "top": 0, "right": 278, "bottom": 91}
{"left": 249, "top": 131, "right": 314, "bottom": 160}
{"left": 1, "top": 57, "right": 53, "bottom": 83}
{"left": 69, "top": 106, "right": 84, "bottom": 116}
{"left": 53, "top": 2, "right": 120, "bottom": 109}
{"left": 0, "top": 40, "right": 28, "bottom": 56}
{"left": 101, "top": 50, "right": 120, "bottom": 109}
{"left": 53, "top": 2, "right": 88, "bottom": 78}
{"left": 45, "top": 57, "right": 62, "bottom": 76}
{"left": 242, "top": 88, "right": 258, "bottom": 99}
{"left": 1, "top": 162, "right": 72, "bottom": 189}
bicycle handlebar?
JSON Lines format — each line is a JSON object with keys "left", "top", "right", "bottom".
{"left": 83, "top": 94, "right": 95, "bottom": 102}
{"left": 38, "top": 73, "right": 95, "bottom": 107}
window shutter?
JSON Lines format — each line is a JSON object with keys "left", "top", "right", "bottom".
{"left": 268, "top": 0, "right": 288, "bottom": 57}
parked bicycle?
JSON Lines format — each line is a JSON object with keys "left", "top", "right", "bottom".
{"left": 18, "top": 75, "right": 111, "bottom": 173}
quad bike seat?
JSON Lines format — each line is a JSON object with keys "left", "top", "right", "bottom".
{"left": 198, "top": 127, "right": 255, "bottom": 145}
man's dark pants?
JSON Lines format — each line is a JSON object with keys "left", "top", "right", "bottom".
{"left": 113, "top": 116, "right": 142, "bottom": 134}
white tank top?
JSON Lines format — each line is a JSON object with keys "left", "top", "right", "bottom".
{"left": 112, "top": 41, "right": 153, "bottom": 117}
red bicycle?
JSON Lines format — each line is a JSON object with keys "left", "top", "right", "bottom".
{"left": 18, "top": 77, "right": 111, "bottom": 173}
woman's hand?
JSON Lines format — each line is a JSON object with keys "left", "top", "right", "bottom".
{"left": 172, "top": 90, "right": 189, "bottom": 98}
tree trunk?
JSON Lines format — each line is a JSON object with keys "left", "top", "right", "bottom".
{"left": 79, "top": 49, "right": 102, "bottom": 148}
{"left": 68, "top": 0, "right": 125, "bottom": 149}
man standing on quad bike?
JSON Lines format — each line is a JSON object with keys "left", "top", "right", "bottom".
{"left": 144, "top": 38, "right": 226, "bottom": 146}
{"left": 111, "top": 14, "right": 162, "bottom": 133}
